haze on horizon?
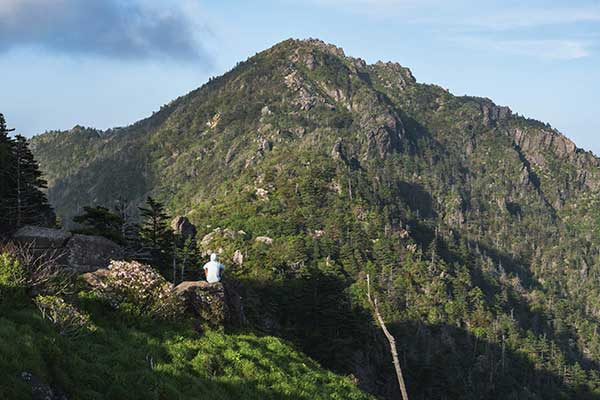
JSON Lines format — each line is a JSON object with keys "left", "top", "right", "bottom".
{"left": 0, "top": 0, "right": 598, "bottom": 154}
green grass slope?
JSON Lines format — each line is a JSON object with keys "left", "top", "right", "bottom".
{"left": 0, "top": 297, "right": 371, "bottom": 400}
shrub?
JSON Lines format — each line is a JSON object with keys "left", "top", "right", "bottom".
{"left": 0, "top": 252, "right": 27, "bottom": 302}
{"left": 0, "top": 241, "right": 73, "bottom": 296}
{"left": 98, "top": 260, "right": 183, "bottom": 320}
{"left": 34, "top": 295, "right": 96, "bottom": 338}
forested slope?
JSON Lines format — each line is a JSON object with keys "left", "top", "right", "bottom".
{"left": 30, "top": 38, "right": 600, "bottom": 399}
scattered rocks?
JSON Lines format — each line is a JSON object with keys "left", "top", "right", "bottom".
{"left": 255, "top": 236, "right": 274, "bottom": 245}
{"left": 201, "top": 228, "right": 243, "bottom": 248}
{"left": 255, "top": 188, "right": 268, "bottom": 199}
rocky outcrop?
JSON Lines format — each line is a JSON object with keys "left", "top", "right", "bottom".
{"left": 176, "top": 280, "right": 246, "bottom": 328}
{"left": 12, "top": 226, "right": 71, "bottom": 249}
{"left": 351, "top": 89, "right": 405, "bottom": 158}
{"left": 331, "top": 139, "right": 348, "bottom": 163}
{"left": 13, "top": 225, "right": 123, "bottom": 273}
{"left": 233, "top": 250, "right": 244, "bottom": 266}
{"left": 512, "top": 127, "right": 577, "bottom": 161}
{"left": 481, "top": 103, "right": 511, "bottom": 127}
{"left": 66, "top": 234, "right": 123, "bottom": 273}
{"left": 171, "top": 216, "right": 197, "bottom": 242}
{"left": 175, "top": 281, "right": 228, "bottom": 327}
{"left": 255, "top": 236, "right": 274, "bottom": 245}
{"left": 510, "top": 127, "right": 600, "bottom": 193}
{"left": 371, "top": 61, "right": 416, "bottom": 92}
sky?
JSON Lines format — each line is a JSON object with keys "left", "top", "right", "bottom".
{"left": 0, "top": 0, "right": 598, "bottom": 153}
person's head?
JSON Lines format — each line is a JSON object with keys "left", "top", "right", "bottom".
{"left": 210, "top": 253, "right": 218, "bottom": 262}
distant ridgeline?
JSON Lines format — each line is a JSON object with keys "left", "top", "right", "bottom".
{"left": 28, "top": 39, "right": 600, "bottom": 398}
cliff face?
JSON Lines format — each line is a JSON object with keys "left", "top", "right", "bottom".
{"left": 29, "top": 38, "right": 600, "bottom": 399}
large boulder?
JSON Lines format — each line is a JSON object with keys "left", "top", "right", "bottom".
{"left": 175, "top": 281, "right": 228, "bottom": 327}
{"left": 12, "top": 225, "right": 123, "bottom": 273}
{"left": 66, "top": 234, "right": 124, "bottom": 273}
{"left": 13, "top": 226, "right": 71, "bottom": 249}
{"left": 171, "top": 216, "right": 197, "bottom": 241}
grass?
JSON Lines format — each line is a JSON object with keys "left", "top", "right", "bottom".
{"left": 0, "top": 294, "right": 372, "bottom": 400}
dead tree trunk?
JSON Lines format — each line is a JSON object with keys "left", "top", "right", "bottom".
{"left": 367, "top": 274, "right": 409, "bottom": 400}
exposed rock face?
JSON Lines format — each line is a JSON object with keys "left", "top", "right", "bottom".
{"left": 12, "top": 225, "right": 71, "bottom": 249}
{"left": 66, "top": 234, "right": 124, "bottom": 273}
{"left": 171, "top": 216, "right": 197, "bottom": 241}
{"left": 512, "top": 128, "right": 577, "bottom": 161}
{"left": 371, "top": 61, "right": 416, "bottom": 92}
{"left": 175, "top": 281, "right": 228, "bottom": 327}
{"left": 13, "top": 225, "right": 123, "bottom": 273}
{"left": 510, "top": 127, "right": 600, "bottom": 193}
{"left": 481, "top": 102, "right": 511, "bottom": 127}
{"left": 331, "top": 139, "right": 348, "bottom": 163}
{"left": 233, "top": 250, "right": 244, "bottom": 266}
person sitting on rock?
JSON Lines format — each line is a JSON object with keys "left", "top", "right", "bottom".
{"left": 203, "top": 253, "right": 225, "bottom": 283}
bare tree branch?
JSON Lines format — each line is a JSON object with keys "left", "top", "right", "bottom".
{"left": 367, "top": 274, "right": 410, "bottom": 400}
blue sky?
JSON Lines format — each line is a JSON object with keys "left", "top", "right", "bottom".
{"left": 0, "top": 0, "right": 598, "bottom": 153}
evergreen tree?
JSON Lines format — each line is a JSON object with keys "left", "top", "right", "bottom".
{"left": 0, "top": 116, "right": 53, "bottom": 233}
{"left": 113, "top": 197, "right": 145, "bottom": 258}
{"left": 138, "top": 197, "right": 174, "bottom": 275}
{"left": 72, "top": 205, "right": 125, "bottom": 244}
{"left": 11, "top": 135, "right": 54, "bottom": 228}
{"left": 0, "top": 114, "right": 16, "bottom": 234}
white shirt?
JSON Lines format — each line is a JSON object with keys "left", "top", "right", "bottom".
{"left": 203, "top": 260, "right": 225, "bottom": 283}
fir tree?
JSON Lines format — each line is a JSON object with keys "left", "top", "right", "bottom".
{"left": 0, "top": 114, "right": 16, "bottom": 234}
{"left": 72, "top": 205, "right": 125, "bottom": 244}
{"left": 11, "top": 135, "right": 53, "bottom": 227}
{"left": 138, "top": 196, "right": 174, "bottom": 275}
{"left": 0, "top": 117, "right": 53, "bottom": 233}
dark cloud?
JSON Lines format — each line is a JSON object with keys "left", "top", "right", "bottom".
{"left": 0, "top": 0, "right": 211, "bottom": 62}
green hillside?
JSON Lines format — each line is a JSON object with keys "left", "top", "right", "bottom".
{"left": 0, "top": 291, "right": 371, "bottom": 400}
{"left": 30, "top": 38, "right": 600, "bottom": 399}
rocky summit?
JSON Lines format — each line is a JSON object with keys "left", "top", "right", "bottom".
{"left": 26, "top": 38, "right": 600, "bottom": 399}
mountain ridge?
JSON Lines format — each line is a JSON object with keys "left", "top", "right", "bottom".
{"left": 29, "top": 37, "right": 600, "bottom": 399}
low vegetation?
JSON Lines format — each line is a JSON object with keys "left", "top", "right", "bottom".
{"left": 0, "top": 245, "right": 372, "bottom": 400}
